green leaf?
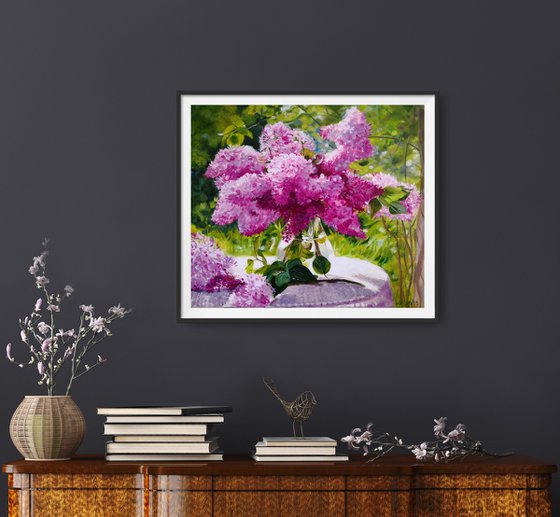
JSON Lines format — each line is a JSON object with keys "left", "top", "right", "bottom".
{"left": 312, "top": 256, "right": 331, "bottom": 275}
{"left": 389, "top": 202, "right": 407, "bottom": 215}
{"left": 267, "top": 261, "right": 285, "bottom": 272}
{"left": 265, "top": 271, "right": 282, "bottom": 286}
{"left": 283, "top": 241, "right": 303, "bottom": 260}
{"left": 220, "top": 125, "right": 237, "bottom": 146}
{"left": 245, "top": 258, "right": 254, "bottom": 274}
{"left": 275, "top": 271, "right": 291, "bottom": 288}
{"left": 301, "top": 248, "right": 314, "bottom": 259}
{"left": 227, "top": 133, "right": 244, "bottom": 147}
{"left": 382, "top": 186, "right": 409, "bottom": 203}
{"left": 289, "top": 265, "right": 317, "bottom": 283}
{"left": 285, "top": 258, "right": 303, "bottom": 271}
{"left": 263, "top": 261, "right": 286, "bottom": 280}
{"left": 238, "top": 128, "right": 253, "bottom": 139}
{"left": 370, "top": 198, "right": 383, "bottom": 216}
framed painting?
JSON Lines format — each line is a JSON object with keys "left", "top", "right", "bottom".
{"left": 178, "top": 92, "right": 437, "bottom": 320}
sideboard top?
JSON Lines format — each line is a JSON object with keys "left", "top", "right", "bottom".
{"left": 3, "top": 454, "right": 557, "bottom": 476}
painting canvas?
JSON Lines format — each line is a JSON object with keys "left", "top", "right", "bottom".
{"left": 179, "top": 93, "right": 437, "bottom": 319}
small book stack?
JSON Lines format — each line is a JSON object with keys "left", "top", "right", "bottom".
{"left": 98, "top": 405, "right": 231, "bottom": 462}
{"left": 251, "top": 437, "right": 348, "bottom": 462}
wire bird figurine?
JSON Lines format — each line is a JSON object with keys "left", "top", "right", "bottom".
{"left": 263, "top": 376, "right": 317, "bottom": 437}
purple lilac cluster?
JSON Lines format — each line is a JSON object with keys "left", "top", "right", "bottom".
{"left": 259, "top": 122, "right": 315, "bottom": 157}
{"left": 190, "top": 233, "right": 240, "bottom": 292}
{"left": 206, "top": 108, "right": 382, "bottom": 239}
{"left": 225, "top": 274, "right": 274, "bottom": 308}
{"left": 191, "top": 234, "right": 273, "bottom": 307}
{"left": 366, "top": 172, "right": 422, "bottom": 221}
{"left": 320, "top": 107, "right": 374, "bottom": 174}
{"left": 205, "top": 146, "right": 264, "bottom": 187}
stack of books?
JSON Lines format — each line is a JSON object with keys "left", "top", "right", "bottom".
{"left": 251, "top": 437, "right": 348, "bottom": 462}
{"left": 98, "top": 405, "right": 231, "bottom": 462}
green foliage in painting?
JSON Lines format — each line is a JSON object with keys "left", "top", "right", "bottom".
{"left": 312, "top": 256, "right": 331, "bottom": 276}
{"left": 258, "top": 258, "right": 317, "bottom": 295}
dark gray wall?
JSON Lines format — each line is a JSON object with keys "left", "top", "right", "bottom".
{"left": 1, "top": 0, "right": 559, "bottom": 511}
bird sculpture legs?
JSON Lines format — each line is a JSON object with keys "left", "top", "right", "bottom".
{"left": 292, "top": 420, "right": 305, "bottom": 438}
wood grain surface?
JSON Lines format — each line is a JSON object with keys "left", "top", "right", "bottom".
{"left": 4, "top": 454, "right": 556, "bottom": 476}
{"left": 3, "top": 454, "right": 555, "bottom": 516}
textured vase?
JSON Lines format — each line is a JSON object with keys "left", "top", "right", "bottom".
{"left": 10, "top": 396, "right": 85, "bottom": 461}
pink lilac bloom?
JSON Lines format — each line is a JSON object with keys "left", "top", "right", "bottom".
{"left": 320, "top": 108, "right": 374, "bottom": 174}
{"left": 333, "top": 170, "right": 383, "bottom": 212}
{"left": 207, "top": 107, "right": 382, "bottom": 240}
{"left": 366, "top": 172, "right": 399, "bottom": 189}
{"left": 259, "top": 122, "right": 315, "bottom": 158}
{"left": 366, "top": 172, "right": 422, "bottom": 221}
{"left": 205, "top": 146, "right": 265, "bottom": 187}
{"left": 191, "top": 233, "right": 240, "bottom": 292}
{"left": 34, "top": 298, "right": 42, "bottom": 312}
{"left": 318, "top": 171, "right": 382, "bottom": 239}
{"left": 226, "top": 274, "right": 274, "bottom": 308}
{"left": 322, "top": 200, "right": 367, "bottom": 239}
{"left": 211, "top": 174, "right": 279, "bottom": 235}
{"left": 37, "top": 362, "right": 45, "bottom": 376}
{"left": 266, "top": 154, "right": 329, "bottom": 237}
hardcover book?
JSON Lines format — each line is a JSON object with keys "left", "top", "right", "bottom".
{"left": 262, "top": 437, "right": 337, "bottom": 447}
{"left": 107, "top": 452, "right": 223, "bottom": 462}
{"left": 251, "top": 454, "right": 348, "bottom": 462}
{"left": 97, "top": 405, "right": 232, "bottom": 416}
{"left": 105, "top": 415, "right": 224, "bottom": 424}
{"left": 114, "top": 435, "right": 207, "bottom": 443}
{"left": 255, "top": 442, "right": 336, "bottom": 456}
{"left": 106, "top": 440, "right": 218, "bottom": 454}
{"left": 104, "top": 424, "right": 209, "bottom": 435}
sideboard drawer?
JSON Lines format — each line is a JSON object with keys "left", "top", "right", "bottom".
{"left": 213, "top": 490, "right": 345, "bottom": 517}
{"left": 412, "top": 473, "right": 552, "bottom": 516}
{"left": 214, "top": 475, "right": 344, "bottom": 490}
{"left": 9, "top": 473, "right": 144, "bottom": 517}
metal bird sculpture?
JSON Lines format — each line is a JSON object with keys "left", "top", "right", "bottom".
{"left": 263, "top": 376, "right": 317, "bottom": 437}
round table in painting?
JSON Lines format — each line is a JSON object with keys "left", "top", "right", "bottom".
{"left": 191, "top": 256, "right": 393, "bottom": 309}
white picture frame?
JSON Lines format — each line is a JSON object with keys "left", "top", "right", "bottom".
{"left": 178, "top": 92, "right": 437, "bottom": 320}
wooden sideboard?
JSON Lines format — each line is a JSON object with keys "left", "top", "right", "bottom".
{"left": 3, "top": 454, "right": 556, "bottom": 516}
